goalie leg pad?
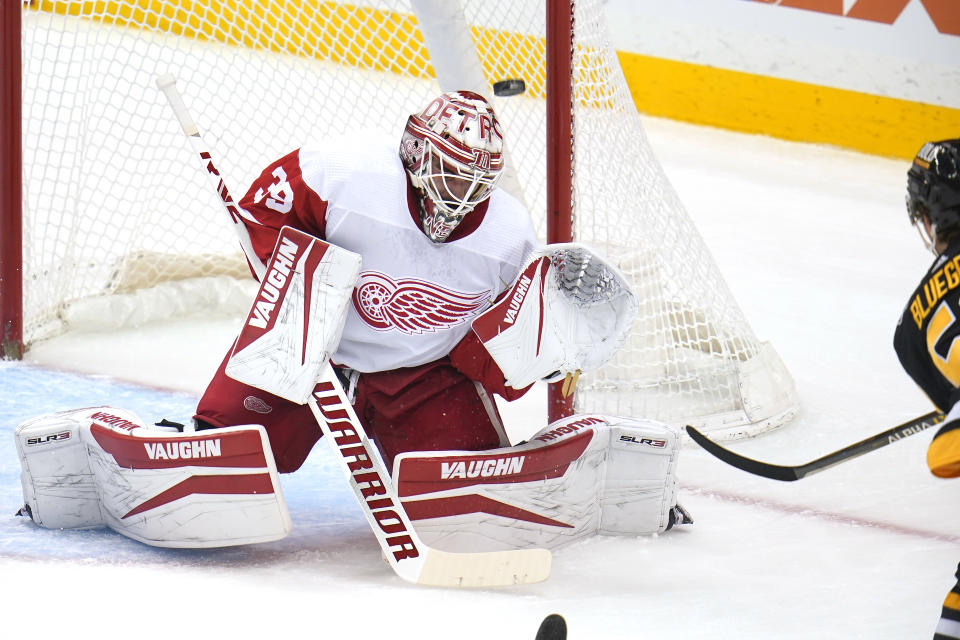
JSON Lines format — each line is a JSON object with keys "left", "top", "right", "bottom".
{"left": 598, "top": 417, "right": 681, "bottom": 536}
{"left": 392, "top": 414, "right": 681, "bottom": 552}
{"left": 16, "top": 407, "right": 292, "bottom": 548}
{"left": 16, "top": 410, "right": 104, "bottom": 529}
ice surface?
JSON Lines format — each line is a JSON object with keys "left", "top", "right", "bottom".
{"left": 3, "top": 118, "right": 956, "bottom": 639}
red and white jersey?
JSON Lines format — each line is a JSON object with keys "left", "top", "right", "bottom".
{"left": 236, "top": 133, "right": 538, "bottom": 373}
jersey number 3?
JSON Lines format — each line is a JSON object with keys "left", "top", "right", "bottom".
{"left": 927, "top": 299, "right": 960, "bottom": 387}
{"left": 254, "top": 166, "right": 293, "bottom": 214}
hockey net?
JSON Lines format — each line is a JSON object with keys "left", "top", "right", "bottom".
{"left": 13, "top": 0, "right": 798, "bottom": 438}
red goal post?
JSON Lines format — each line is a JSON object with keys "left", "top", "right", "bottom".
{"left": 545, "top": 0, "right": 574, "bottom": 422}
{"left": 1, "top": 1, "right": 23, "bottom": 360}
{"left": 2, "top": 0, "right": 798, "bottom": 439}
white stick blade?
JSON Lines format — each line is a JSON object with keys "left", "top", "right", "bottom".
{"left": 415, "top": 548, "right": 552, "bottom": 588}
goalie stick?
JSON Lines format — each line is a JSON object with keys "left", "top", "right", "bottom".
{"left": 686, "top": 410, "right": 944, "bottom": 481}
{"left": 156, "top": 74, "right": 551, "bottom": 587}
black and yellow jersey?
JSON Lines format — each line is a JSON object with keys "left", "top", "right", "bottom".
{"left": 895, "top": 237, "right": 960, "bottom": 477}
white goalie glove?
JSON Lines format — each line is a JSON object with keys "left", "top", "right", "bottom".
{"left": 472, "top": 243, "right": 636, "bottom": 388}
{"left": 225, "top": 225, "right": 362, "bottom": 404}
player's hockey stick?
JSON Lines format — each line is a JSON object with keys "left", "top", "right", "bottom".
{"left": 156, "top": 74, "right": 551, "bottom": 586}
{"left": 686, "top": 410, "right": 944, "bottom": 481}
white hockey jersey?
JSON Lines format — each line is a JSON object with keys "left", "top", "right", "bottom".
{"left": 236, "top": 133, "right": 538, "bottom": 373}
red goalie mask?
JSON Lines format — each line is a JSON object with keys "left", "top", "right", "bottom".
{"left": 399, "top": 90, "right": 505, "bottom": 242}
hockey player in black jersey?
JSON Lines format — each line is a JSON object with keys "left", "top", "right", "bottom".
{"left": 893, "top": 138, "right": 960, "bottom": 640}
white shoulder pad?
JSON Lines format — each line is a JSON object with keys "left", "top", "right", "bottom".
{"left": 472, "top": 243, "right": 636, "bottom": 388}
{"left": 225, "top": 225, "right": 362, "bottom": 403}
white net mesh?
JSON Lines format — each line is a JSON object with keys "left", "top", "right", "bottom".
{"left": 19, "top": 0, "right": 798, "bottom": 436}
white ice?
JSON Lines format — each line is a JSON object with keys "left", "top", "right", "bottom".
{"left": 3, "top": 118, "right": 954, "bottom": 639}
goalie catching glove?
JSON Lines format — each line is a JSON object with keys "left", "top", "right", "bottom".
{"left": 472, "top": 243, "right": 636, "bottom": 389}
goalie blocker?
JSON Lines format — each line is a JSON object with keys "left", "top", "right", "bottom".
{"left": 224, "top": 225, "right": 361, "bottom": 404}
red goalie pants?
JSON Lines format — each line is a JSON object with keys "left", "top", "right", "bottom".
{"left": 194, "top": 352, "right": 509, "bottom": 473}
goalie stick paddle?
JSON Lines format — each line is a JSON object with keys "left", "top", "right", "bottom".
{"left": 309, "top": 369, "right": 550, "bottom": 587}
{"left": 686, "top": 410, "right": 945, "bottom": 481}
{"left": 156, "top": 74, "right": 551, "bottom": 587}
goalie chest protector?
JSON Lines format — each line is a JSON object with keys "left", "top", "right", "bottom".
{"left": 298, "top": 137, "right": 537, "bottom": 373}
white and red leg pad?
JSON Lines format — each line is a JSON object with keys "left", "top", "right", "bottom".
{"left": 15, "top": 407, "right": 291, "bottom": 548}
{"left": 392, "top": 414, "right": 680, "bottom": 552}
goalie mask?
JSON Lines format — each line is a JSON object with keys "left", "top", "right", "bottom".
{"left": 399, "top": 91, "right": 505, "bottom": 243}
{"left": 907, "top": 139, "right": 960, "bottom": 254}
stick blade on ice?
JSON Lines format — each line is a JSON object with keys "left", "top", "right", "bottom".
{"left": 686, "top": 410, "right": 944, "bottom": 482}
{"left": 686, "top": 426, "right": 802, "bottom": 481}
{"left": 416, "top": 548, "right": 551, "bottom": 588}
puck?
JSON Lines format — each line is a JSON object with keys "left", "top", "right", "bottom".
{"left": 535, "top": 614, "right": 567, "bottom": 640}
{"left": 493, "top": 78, "right": 526, "bottom": 97}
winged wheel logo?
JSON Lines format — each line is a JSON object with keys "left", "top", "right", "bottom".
{"left": 352, "top": 272, "right": 490, "bottom": 334}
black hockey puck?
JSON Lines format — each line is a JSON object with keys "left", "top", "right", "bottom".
{"left": 493, "top": 78, "right": 526, "bottom": 97}
{"left": 535, "top": 614, "right": 567, "bottom": 640}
